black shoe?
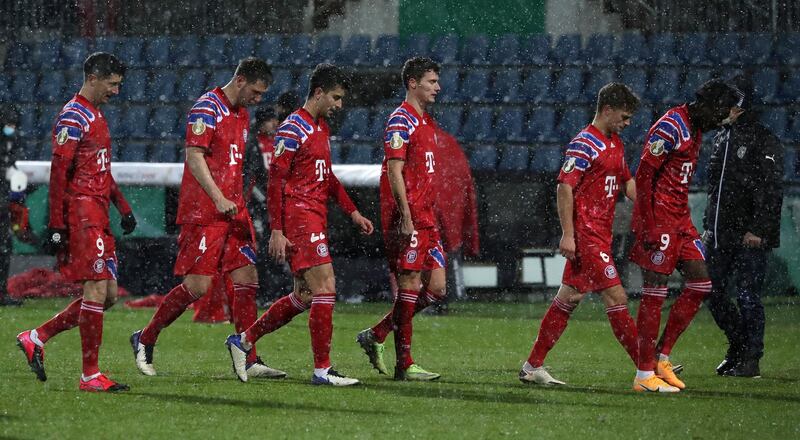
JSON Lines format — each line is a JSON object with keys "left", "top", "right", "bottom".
{"left": 716, "top": 358, "right": 738, "bottom": 376}
{"left": 724, "top": 359, "right": 761, "bottom": 378}
{"left": 0, "top": 296, "right": 23, "bottom": 306}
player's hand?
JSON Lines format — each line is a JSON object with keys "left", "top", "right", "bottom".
{"left": 214, "top": 197, "right": 238, "bottom": 217}
{"left": 559, "top": 234, "right": 576, "bottom": 260}
{"left": 351, "top": 211, "right": 374, "bottom": 235}
{"left": 42, "top": 227, "right": 68, "bottom": 255}
{"left": 121, "top": 213, "right": 137, "bottom": 235}
{"left": 742, "top": 232, "right": 762, "bottom": 248}
{"left": 269, "top": 230, "right": 293, "bottom": 263}
{"left": 399, "top": 215, "right": 414, "bottom": 239}
{"left": 643, "top": 230, "right": 669, "bottom": 251}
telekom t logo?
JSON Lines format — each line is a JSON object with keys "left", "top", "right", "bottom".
{"left": 315, "top": 159, "right": 328, "bottom": 182}
{"left": 97, "top": 148, "right": 109, "bottom": 171}
{"left": 425, "top": 151, "right": 435, "bottom": 173}
{"left": 604, "top": 175, "right": 618, "bottom": 198}
{"left": 680, "top": 162, "right": 693, "bottom": 184}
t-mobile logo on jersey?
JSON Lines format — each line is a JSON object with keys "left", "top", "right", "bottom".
{"left": 229, "top": 144, "right": 242, "bottom": 165}
{"left": 425, "top": 151, "right": 435, "bottom": 173}
{"left": 96, "top": 148, "right": 109, "bottom": 171}
{"left": 315, "top": 159, "right": 328, "bottom": 182}
{"left": 604, "top": 175, "right": 618, "bottom": 198}
{"left": 680, "top": 162, "right": 694, "bottom": 184}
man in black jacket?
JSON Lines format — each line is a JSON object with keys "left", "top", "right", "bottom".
{"left": 703, "top": 76, "right": 784, "bottom": 378}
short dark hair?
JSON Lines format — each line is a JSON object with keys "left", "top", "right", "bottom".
{"left": 307, "top": 63, "right": 350, "bottom": 99}
{"left": 83, "top": 52, "right": 126, "bottom": 80}
{"left": 234, "top": 57, "right": 273, "bottom": 85}
{"left": 401, "top": 57, "right": 440, "bottom": 89}
{"left": 596, "top": 82, "right": 640, "bottom": 113}
{"left": 255, "top": 106, "right": 277, "bottom": 126}
{"left": 695, "top": 79, "right": 741, "bottom": 109}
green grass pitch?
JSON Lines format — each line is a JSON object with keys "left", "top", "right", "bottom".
{"left": 2, "top": 297, "right": 799, "bottom": 439}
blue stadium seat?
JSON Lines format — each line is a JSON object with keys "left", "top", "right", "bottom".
{"left": 785, "top": 112, "right": 800, "bottom": 144}
{"left": 149, "top": 106, "right": 181, "bottom": 139}
{"left": 264, "top": 68, "right": 293, "bottom": 102}
{"left": 584, "top": 34, "right": 614, "bottom": 65}
{"left": 10, "top": 72, "right": 39, "bottom": 103}
{"left": 525, "top": 107, "right": 558, "bottom": 143}
{"left": 337, "top": 108, "right": 370, "bottom": 141}
{"left": 63, "top": 69, "right": 83, "bottom": 97}
{"left": 551, "top": 34, "right": 582, "bottom": 66}
{"left": 17, "top": 104, "right": 38, "bottom": 138}
{"left": 368, "top": 106, "right": 393, "bottom": 139}
{"left": 549, "top": 67, "right": 584, "bottom": 103}
{"left": 520, "top": 68, "right": 552, "bottom": 103}
{"left": 619, "top": 67, "right": 647, "bottom": 97}
{"left": 739, "top": 33, "right": 773, "bottom": 65}
{"left": 494, "top": 109, "right": 525, "bottom": 143}
{"left": 120, "top": 141, "right": 149, "bottom": 162}
{"left": 468, "top": 145, "right": 497, "bottom": 171}
{"left": 557, "top": 107, "right": 590, "bottom": 139}
{"left": 150, "top": 141, "right": 180, "bottom": 163}
{"left": 345, "top": 145, "right": 377, "bottom": 164}
{"left": 171, "top": 36, "right": 200, "bottom": 67}
{"left": 459, "top": 68, "right": 490, "bottom": 103}
{"left": 37, "top": 71, "right": 65, "bottom": 102}
{"left": 337, "top": 34, "right": 372, "bottom": 66}
{"left": 373, "top": 35, "right": 401, "bottom": 67}
{"left": 203, "top": 36, "right": 229, "bottom": 67}
{"left": 647, "top": 67, "right": 681, "bottom": 104}
{"left": 681, "top": 67, "right": 713, "bottom": 102}
{"left": 93, "top": 36, "right": 119, "bottom": 54}
{"left": 31, "top": 39, "right": 61, "bottom": 70}
{"left": 177, "top": 69, "right": 208, "bottom": 102}
{"left": 311, "top": 35, "right": 341, "bottom": 65}
{"left": 120, "top": 69, "right": 148, "bottom": 102}
{"left": 206, "top": 69, "right": 231, "bottom": 90}
{"left": 141, "top": 36, "right": 168, "bottom": 68}
{"left": 0, "top": 74, "right": 10, "bottom": 102}
{"left": 489, "top": 34, "right": 519, "bottom": 65}
{"left": 435, "top": 69, "right": 460, "bottom": 103}
{"left": 583, "top": 68, "right": 614, "bottom": 102}
{"left": 37, "top": 104, "right": 61, "bottom": 134}
{"left": 461, "top": 34, "right": 489, "bottom": 65}
{"left": 759, "top": 108, "right": 787, "bottom": 141}
{"left": 4, "top": 41, "right": 30, "bottom": 69}
{"left": 460, "top": 107, "right": 494, "bottom": 142}
{"left": 123, "top": 105, "right": 150, "bottom": 138}
{"left": 295, "top": 72, "right": 310, "bottom": 97}
{"left": 402, "top": 34, "right": 430, "bottom": 60}
{"left": 21, "top": 137, "right": 46, "bottom": 161}
{"left": 779, "top": 74, "right": 800, "bottom": 103}
{"left": 102, "top": 105, "right": 123, "bottom": 137}
{"left": 430, "top": 34, "right": 459, "bottom": 65}
{"left": 489, "top": 69, "right": 521, "bottom": 103}
{"left": 498, "top": 144, "right": 531, "bottom": 172}
{"left": 229, "top": 35, "right": 256, "bottom": 62}
{"left": 284, "top": 34, "right": 312, "bottom": 66}
{"left": 530, "top": 146, "right": 563, "bottom": 174}
{"left": 784, "top": 148, "right": 799, "bottom": 182}
{"left": 519, "top": 34, "right": 552, "bottom": 65}
{"left": 329, "top": 142, "right": 343, "bottom": 164}
{"left": 678, "top": 33, "right": 710, "bottom": 65}
{"left": 775, "top": 32, "right": 800, "bottom": 65}
{"left": 61, "top": 39, "right": 88, "bottom": 68}
{"left": 752, "top": 68, "right": 781, "bottom": 104}
{"left": 436, "top": 107, "right": 462, "bottom": 135}
{"left": 621, "top": 104, "right": 652, "bottom": 147}
{"left": 707, "top": 33, "right": 740, "bottom": 66}
{"left": 148, "top": 70, "right": 178, "bottom": 102}
{"left": 648, "top": 33, "right": 678, "bottom": 65}
{"left": 614, "top": 32, "right": 646, "bottom": 66}
{"left": 254, "top": 34, "right": 283, "bottom": 65}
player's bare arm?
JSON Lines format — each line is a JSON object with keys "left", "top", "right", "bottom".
{"left": 387, "top": 158, "right": 414, "bottom": 237}
{"left": 556, "top": 183, "right": 576, "bottom": 260}
{"left": 350, "top": 210, "right": 374, "bottom": 235}
{"left": 268, "top": 229, "right": 292, "bottom": 263}
{"left": 185, "top": 146, "right": 236, "bottom": 216}
{"left": 624, "top": 179, "right": 636, "bottom": 202}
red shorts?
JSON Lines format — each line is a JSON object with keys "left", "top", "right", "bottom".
{"left": 286, "top": 230, "right": 332, "bottom": 274}
{"left": 629, "top": 231, "right": 706, "bottom": 275}
{"left": 57, "top": 226, "right": 118, "bottom": 282}
{"left": 174, "top": 217, "right": 256, "bottom": 277}
{"left": 385, "top": 227, "right": 447, "bottom": 273}
{"left": 562, "top": 243, "right": 621, "bottom": 293}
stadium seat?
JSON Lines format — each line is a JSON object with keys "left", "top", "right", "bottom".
{"left": 584, "top": 34, "right": 614, "bottom": 66}
{"left": 430, "top": 34, "right": 459, "bottom": 65}
{"left": 775, "top": 32, "right": 800, "bottom": 65}
{"left": 759, "top": 108, "right": 787, "bottom": 141}
{"left": 4, "top": 41, "right": 30, "bottom": 69}
{"left": 402, "top": 34, "right": 430, "bottom": 60}
{"left": 37, "top": 105, "right": 61, "bottom": 135}
{"left": 61, "top": 39, "right": 88, "bottom": 69}
{"left": 752, "top": 68, "right": 781, "bottom": 104}
{"left": 494, "top": 109, "right": 525, "bottom": 143}
{"left": 435, "top": 69, "right": 460, "bottom": 103}
{"left": 557, "top": 107, "right": 590, "bottom": 140}
{"left": 519, "top": 34, "right": 552, "bottom": 65}
{"left": 614, "top": 32, "right": 646, "bottom": 66}
{"left": 520, "top": 68, "right": 552, "bottom": 103}
{"left": 177, "top": 69, "right": 208, "bottom": 102}
{"left": 123, "top": 105, "right": 151, "bottom": 138}
{"left": 337, "top": 107, "right": 370, "bottom": 140}
{"left": 621, "top": 104, "right": 652, "bottom": 148}
{"left": 549, "top": 67, "right": 584, "bottom": 103}
{"left": 148, "top": 70, "right": 178, "bottom": 102}
{"left": 311, "top": 35, "right": 341, "bottom": 65}
{"left": 530, "top": 146, "right": 563, "bottom": 174}
{"left": 329, "top": 142, "right": 343, "bottom": 164}
{"left": 17, "top": 104, "right": 37, "bottom": 138}
{"left": 0, "top": 74, "right": 10, "bottom": 102}
{"left": 150, "top": 140, "right": 180, "bottom": 163}
{"left": 682, "top": 67, "right": 713, "bottom": 102}
{"left": 707, "top": 33, "right": 740, "bottom": 66}
{"left": 784, "top": 148, "right": 799, "bottom": 182}
{"left": 525, "top": 107, "right": 558, "bottom": 143}
{"left": 22, "top": 137, "right": 46, "bottom": 161}
{"left": 64, "top": 70, "right": 83, "bottom": 96}
{"left": 171, "top": 36, "right": 200, "bottom": 67}
{"left": 150, "top": 106, "right": 181, "bottom": 139}
{"left": 264, "top": 68, "right": 293, "bottom": 102}
{"left": 648, "top": 33, "right": 678, "bottom": 65}
{"left": 489, "top": 34, "right": 520, "bottom": 65}
{"left": 31, "top": 39, "right": 61, "bottom": 70}
{"left": 102, "top": 105, "right": 123, "bottom": 137}
{"left": 739, "top": 33, "right": 773, "bottom": 65}
{"left": 295, "top": 73, "right": 310, "bottom": 97}
{"left": 498, "top": 144, "right": 530, "bottom": 171}
{"left": 551, "top": 34, "right": 582, "bottom": 66}
{"left": 678, "top": 33, "right": 710, "bottom": 65}
{"left": 203, "top": 35, "right": 229, "bottom": 67}
{"left": 785, "top": 112, "right": 800, "bottom": 144}
{"left": 229, "top": 35, "right": 256, "bottom": 62}
{"left": 583, "top": 68, "right": 614, "bottom": 102}
{"left": 461, "top": 34, "right": 489, "bottom": 65}
{"left": 206, "top": 69, "right": 231, "bottom": 90}
{"left": 93, "top": 36, "right": 119, "bottom": 54}
{"left": 37, "top": 71, "right": 65, "bottom": 102}
{"left": 436, "top": 107, "right": 462, "bottom": 136}
{"left": 468, "top": 145, "right": 498, "bottom": 171}
{"left": 337, "top": 34, "right": 372, "bottom": 66}
{"left": 120, "top": 141, "right": 149, "bottom": 162}
{"left": 254, "top": 34, "right": 283, "bottom": 65}
{"left": 345, "top": 145, "right": 377, "bottom": 164}
{"left": 284, "top": 34, "right": 312, "bottom": 66}
{"left": 646, "top": 67, "right": 681, "bottom": 104}
{"left": 10, "top": 72, "right": 39, "bottom": 103}
{"left": 619, "top": 67, "right": 647, "bottom": 97}
{"left": 489, "top": 69, "right": 521, "bottom": 103}
{"left": 142, "top": 36, "right": 168, "bottom": 68}
{"left": 779, "top": 74, "right": 800, "bottom": 103}
{"left": 368, "top": 106, "right": 393, "bottom": 138}
{"left": 373, "top": 35, "right": 401, "bottom": 67}
{"left": 458, "top": 68, "right": 490, "bottom": 103}
{"left": 461, "top": 107, "right": 494, "bottom": 142}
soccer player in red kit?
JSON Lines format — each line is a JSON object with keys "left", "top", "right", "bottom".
{"left": 225, "top": 64, "right": 374, "bottom": 386}
{"left": 519, "top": 83, "right": 642, "bottom": 388}
{"left": 630, "top": 80, "right": 742, "bottom": 392}
{"left": 131, "top": 58, "right": 285, "bottom": 380}
{"left": 16, "top": 52, "right": 136, "bottom": 392}
{"left": 356, "top": 57, "right": 446, "bottom": 381}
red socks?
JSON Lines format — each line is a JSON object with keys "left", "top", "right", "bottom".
{"left": 658, "top": 280, "right": 712, "bottom": 356}
{"left": 245, "top": 292, "right": 308, "bottom": 344}
{"left": 636, "top": 286, "right": 668, "bottom": 371}
{"left": 527, "top": 296, "right": 576, "bottom": 367}
{"left": 233, "top": 283, "right": 259, "bottom": 363}
{"left": 605, "top": 304, "right": 639, "bottom": 364}
{"left": 36, "top": 297, "right": 83, "bottom": 343}
{"left": 371, "top": 289, "right": 440, "bottom": 343}
{"left": 140, "top": 284, "right": 200, "bottom": 345}
{"left": 79, "top": 300, "right": 104, "bottom": 377}
{"left": 393, "top": 289, "right": 419, "bottom": 370}
{"left": 309, "top": 293, "right": 335, "bottom": 369}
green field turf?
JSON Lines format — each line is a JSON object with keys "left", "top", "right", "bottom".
{"left": 2, "top": 297, "right": 798, "bottom": 439}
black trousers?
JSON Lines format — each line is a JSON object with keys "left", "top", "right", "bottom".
{"left": 705, "top": 243, "right": 768, "bottom": 361}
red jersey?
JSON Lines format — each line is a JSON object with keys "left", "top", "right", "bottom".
{"left": 49, "top": 94, "right": 115, "bottom": 228}
{"left": 558, "top": 124, "right": 631, "bottom": 248}
{"left": 379, "top": 102, "right": 438, "bottom": 232}
{"left": 257, "top": 133, "right": 275, "bottom": 170}
{"left": 267, "top": 108, "right": 356, "bottom": 234}
{"left": 632, "top": 105, "right": 701, "bottom": 234}
{"left": 177, "top": 88, "right": 250, "bottom": 226}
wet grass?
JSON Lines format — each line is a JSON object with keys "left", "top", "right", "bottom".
{"left": 2, "top": 297, "right": 798, "bottom": 439}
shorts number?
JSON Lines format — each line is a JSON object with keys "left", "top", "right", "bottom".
{"left": 410, "top": 231, "right": 419, "bottom": 248}
{"left": 199, "top": 236, "right": 207, "bottom": 253}
{"left": 659, "top": 234, "right": 670, "bottom": 251}
{"left": 600, "top": 251, "right": 610, "bottom": 263}
{"left": 311, "top": 232, "right": 326, "bottom": 243}
{"left": 96, "top": 237, "right": 105, "bottom": 257}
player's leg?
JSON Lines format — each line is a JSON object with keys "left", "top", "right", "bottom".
{"left": 632, "top": 269, "right": 679, "bottom": 392}
{"left": 520, "top": 284, "right": 582, "bottom": 386}
{"left": 18, "top": 297, "right": 82, "bottom": 382}
{"left": 394, "top": 267, "right": 445, "bottom": 381}
{"left": 703, "top": 246, "right": 743, "bottom": 374}
{"left": 599, "top": 284, "right": 638, "bottom": 365}
{"left": 726, "top": 248, "right": 766, "bottom": 377}
{"left": 78, "top": 279, "right": 128, "bottom": 392}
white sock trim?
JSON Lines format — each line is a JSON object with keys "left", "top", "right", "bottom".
{"left": 29, "top": 329, "right": 44, "bottom": 347}
{"left": 81, "top": 372, "right": 101, "bottom": 381}
{"left": 658, "top": 353, "right": 670, "bottom": 362}
{"left": 240, "top": 332, "right": 253, "bottom": 350}
{"left": 636, "top": 370, "right": 655, "bottom": 380}
{"left": 314, "top": 367, "right": 330, "bottom": 377}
